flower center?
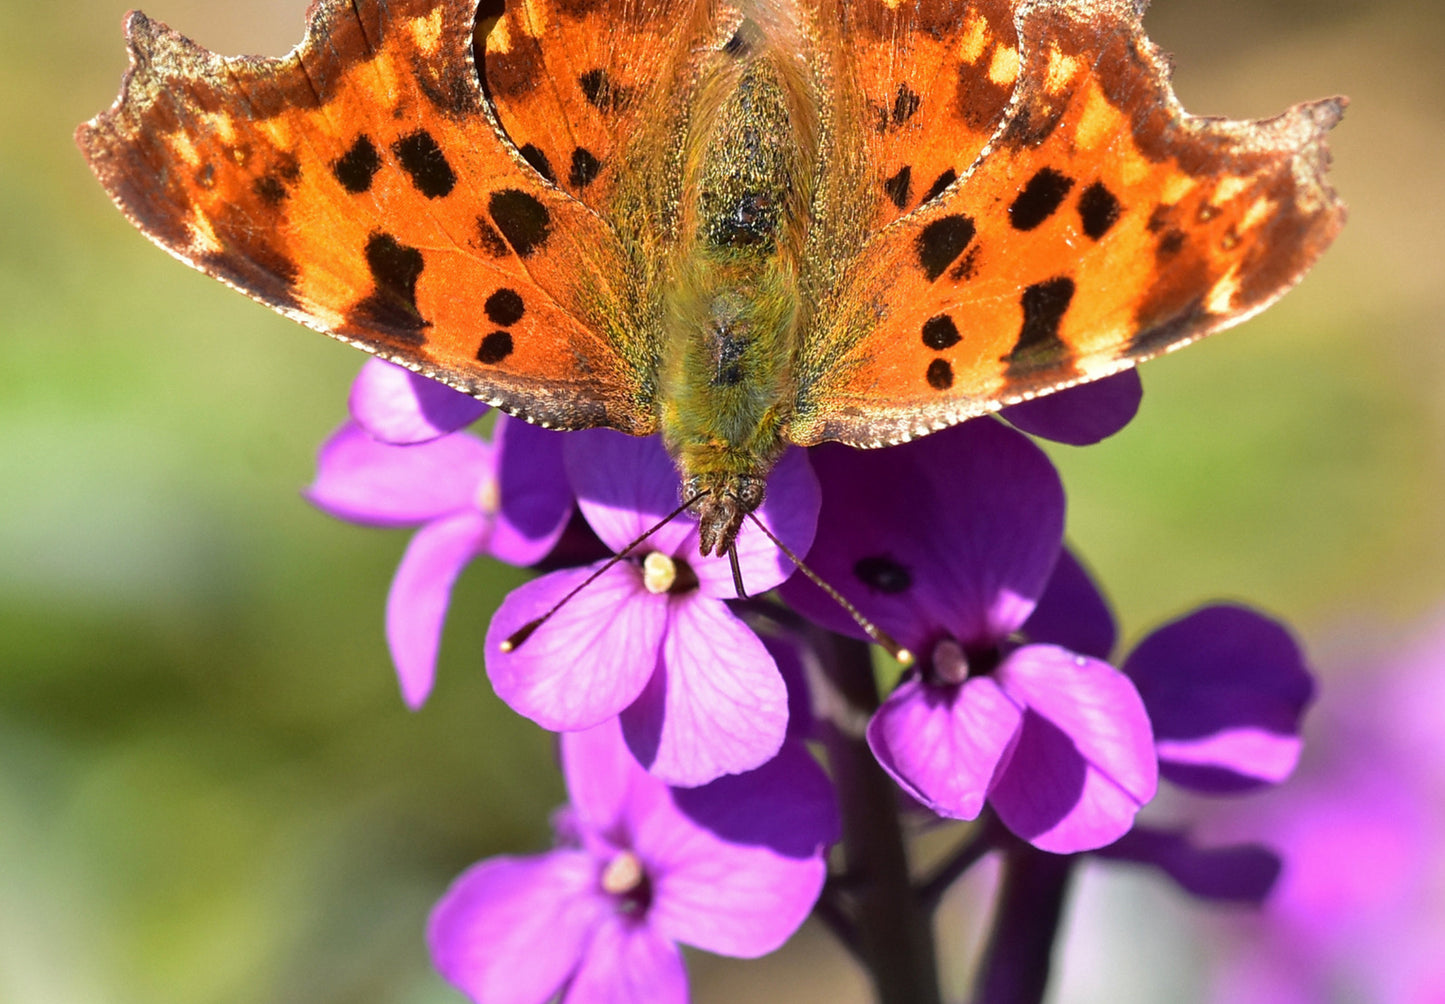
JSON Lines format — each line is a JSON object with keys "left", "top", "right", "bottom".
{"left": 927, "top": 637, "right": 1003, "bottom": 685}
{"left": 641, "top": 551, "right": 699, "bottom": 595}
{"left": 932, "top": 637, "right": 970, "bottom": 685}
{"left": 601, "top": 850, "right": 653, "bottom": 915}
{"left": 474, "top": 475, "right": 499, "bottom": 516}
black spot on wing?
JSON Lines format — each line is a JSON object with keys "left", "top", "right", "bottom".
{"left": 578, "top": 68, "right": 630, "bottom": 112}
{"left": 252, "top": 174, "right": 288, "bottom": 205}
{"left": 484, "top": 288, "right": 525, "bottom": 326}
{"left": 921, "top": 170, "right": 957, "bottom": 204}
{"left": 488, "top": 189, "right": 552, "bottom": 258}
{"left": 1078, "top": 181, "right": 1121, "bottom": 240}
{"left": 1157, "top": 229, "right": 1186, "bottom": 259}
{"left": 1006, "top": 277, "right": 1076, "bottom": 374}
{"left": 519, "top": 143, "right": 556, "bottom": 185}
{"left": 332, "top": 135, "right": 382, "bottom": 193}
{"left": 891, "top": 84, "right": 921, "bottom": 127}
{"left": 391, "top": 130, "right": 456, "bottom": 199}
{"left": 926, "top": 358, "right": 954, "bottom": 390}
{"left": 915, "top": 214, "right": 976, "bottom": 282}
{"left": 1009, "top": 168, "right": 1074, "bottom": 231}
{"left": 474, "top": 217, "right": 510, "bottom": 258}
{"left": 477, "top": 331, "right": 514, "bottom": 365}
{"left": 351, "top": 232, "right": 429, "bottom": 339}
{"left": 569, "top": 147, "right": 601, "bottom": 189}
{"left": 854, "top": 555, "right": 912, "bottom": 594}
{"left": 884, "top": 165, "right": 912, "bottom": 210}
{"left": 921, "top": 314, "right": 961, "bottom": 350}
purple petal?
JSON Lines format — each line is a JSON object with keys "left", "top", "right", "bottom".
{"left": 672, "top": 741, "right": 840, "bottom": 857}
{"left": 1022, "top": 548, "right": 1117, "bottom": 660}
{"left": 564, "top": 920, "right": 688, "bottom": 1004}
{"left": 1097, "top": 827, "right": 1281, "bottom": 903}
{"left": 764, "top": 636, "right": 816, "bottom": 742}
{"left": 620, "top": 596, "right": 787, "bottom": 786}
{"left": 349, "top": 358, "right": 487, "bottom": 444}
{"left": 306, "top": 422, "right": 490, "bottom": 526}
{"left": 780, "top": 420, "right": 1064, "bottom": 652}
{"left": 564, "top": 432, "right": 818, "bottom": 595}
{"left": 1000, "top": 369, "right": 1142, "bottom": 445}
{"left": 562, "top": 720, "right": 673, "bottom": 841}
{"left": 639, "top": 756, "right": 829, "bottom": 957}
{"left": 1124, "top": 605, "right": 1314, "bottom": 792}
{"left": 492, "top": 417, "right": 574, "bottom": 566}
{"left": 565, "top": 431, "right": 691, "bottom": 555}
{"left": 386, "top": 511, "right": 490, "bottom": 708}
{"left": 990, "top": 645, "right": 1157, "bottom": 853}
{"left": 427, "top": 851, "right": 605, "bottom": 1004}
{"left": 866, "top": 676, "right": 1023, "bottom": 820}
{"left": 486, "top": 564, "right": 667, "bottom": 731}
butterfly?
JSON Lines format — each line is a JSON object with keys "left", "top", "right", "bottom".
{"left": 78, "top": 0, "right": 1344, "bottom": 559}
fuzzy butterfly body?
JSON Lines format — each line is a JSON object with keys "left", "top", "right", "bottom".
{"left": 79, "top": 0, "right": 1344, "bottom": 554}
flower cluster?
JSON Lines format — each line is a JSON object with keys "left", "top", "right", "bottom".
{"left": 309, "top": 361, "right": 1317, "bottom": 1001}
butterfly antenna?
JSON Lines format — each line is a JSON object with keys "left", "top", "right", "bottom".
{"left": 501, "top": 493, "right": 707, "bottom": 652}
{"left": 742, "top": 512, "right": 914, "bottom": 666}
{"left": 727, "top": 543, "right": 749, "bottom": 600}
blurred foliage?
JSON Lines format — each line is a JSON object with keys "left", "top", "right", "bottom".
{"left": 1, "top": 0, "right": 1442, "bottom": 1002}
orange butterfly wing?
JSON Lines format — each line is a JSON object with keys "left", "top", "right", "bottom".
{"left": 77, "top": 0, "right": 654, "bottom": 432}
{"left": 806, "top": 0, "right": 1020, "bottom": 230}
{"left": 482, "top": 0, "right": 726, "bottom": 212}
{"left": 787, "top": 0, "right": 1345, "bottom": 447}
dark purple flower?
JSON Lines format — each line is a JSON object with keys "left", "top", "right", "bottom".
{"left": 349, "top": 358, "right": 488, "bottom": 444}
{"left": 428, "top": 719, "right": 838, "bottom": 1004}
{"left": 307, "top": 417, "right": 572, "bottom": 708}
{"left": 1125, "top": 605, "right": 1314, "bottom": 792}
{"left": 1025, "top": 556, "right": 1313, "bottom": 901}
{"left": 1000, "top": 369, "right": 1143, "bottom": 446}
{"left": 486, "top": 431, "right": 820, "bottom": 786}
{"left": 781, "top": 420, "right": 1157, "bottom": 853}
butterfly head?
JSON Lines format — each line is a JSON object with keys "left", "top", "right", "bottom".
{"left": 686, "top": 472, "right": 766, "bottom": 558}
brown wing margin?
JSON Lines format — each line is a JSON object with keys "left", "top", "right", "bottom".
{"left": 77, "top": 0, "right": 657, "bottom": 433}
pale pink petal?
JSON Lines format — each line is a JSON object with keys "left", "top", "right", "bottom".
{"left": 620, "top": 596, "right": 787, "bottom": 786}
{"left": 428, "top": 852, "right": 605, "bottom": 1004}
{"left": 564, "top": 919, "right": 688, "bottom": 1004}
{"left": 867, "top": 676, "right": 1023, "bottom": 819}
{"left": 486, "top": 565, "right": 667, "bottom": 731}
{"left": 386, "top": 510, "right": 490, "bottom": 708}
{"left": 306, "top": 422, "right": 489, "bottom": 526}
{"left": 349, "top": 357, "right": 487, "bottom": 444}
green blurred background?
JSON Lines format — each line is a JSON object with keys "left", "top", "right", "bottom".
{"left": 2, "top": 0, "right": 1442, "bottom": 1001}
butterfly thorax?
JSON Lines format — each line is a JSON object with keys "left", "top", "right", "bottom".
{"left": 659, "top": 29, "right": 818, "bottom": 556}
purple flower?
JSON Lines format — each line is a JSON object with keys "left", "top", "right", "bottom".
{"left": 1027, "top": 556, "right": 1313, "bottom": 901}
{"left": 781, "top": 420, "right": 1157, "bottom": 853}
{"left": 307, "top": 416, "right": 572, "bottom": 708}
{"left": 428, "top": 719, "right": 838, "bottom": 1004}
{"left": 1000, "top": 369, "right": 1143, "bottom": 446}
{"left": 349, "top": 358, "right": 488, "bottom": 444}
{"left": 486, "top": 430, "right": 820, "bottom": 787}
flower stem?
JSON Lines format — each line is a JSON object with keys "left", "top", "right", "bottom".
{"left": 817, "top": 631, "right": 942, "bottom": 1004}
{"left": 970, "top": 845, "right": 1075, "bottom": 1004}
